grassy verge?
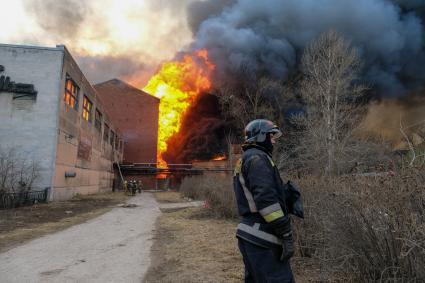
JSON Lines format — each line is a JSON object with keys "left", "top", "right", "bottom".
{"left": 0, "top": 192, "right": 129, "bottom": 252}
{"left": 154, "top": 191, "right": 185, "bottom": 203}
{"left": 148, "top": 191, "right": 321, "bottom": 282}
{"left": 146, "top": 191, "right": 244, "bottom": 283}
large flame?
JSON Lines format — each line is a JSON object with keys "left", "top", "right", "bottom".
{"left": 143, "top": 49, "right": 215, "bottom": 167}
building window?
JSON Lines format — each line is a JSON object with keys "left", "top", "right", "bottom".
{"left": 115, "top": 134, "right": 119, "bottom": 149}
{"left": 104, "top": 123, "right": 109, "bottom": 142}
{"left": 82, "top": 95, "right": 93, "bottom": 122}
{"left": 95, "top": 109, "right": 102, "bottom": 132}
{"left": 110, "top": 130, "right": 115, "bottom": 146}
{"left": 64, "top": 76, "right": 79, "bottom": 110}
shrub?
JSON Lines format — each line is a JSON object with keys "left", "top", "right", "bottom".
{"left": 0, "top": 147, "right": 40, "bottom": 195}
{"left": 180, "top": 173, "right": 238, "bottom": 219}
{"left": 180, "top": 166, "right": 425, "bottom": 281}
{"left": 294, "top": 168, "right": 425, "bottom": 281}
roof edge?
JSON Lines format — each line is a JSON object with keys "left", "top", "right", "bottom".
{"left": 0, "top": 43, "right": 65, "bottom": 52}
{"left": 94, "top": 78, "right": 160, "bottom": 101}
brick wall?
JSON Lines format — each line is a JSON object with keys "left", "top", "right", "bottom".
{"left": 94, "top": 79, "right": 159, "bottom": 164}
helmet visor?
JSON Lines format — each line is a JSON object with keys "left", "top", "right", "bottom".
{"left": 269, "top": 128, "right": 282, "bottom": 139}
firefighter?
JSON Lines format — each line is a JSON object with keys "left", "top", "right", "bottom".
{"left": 233, "top": 119, "right": 295, "bottom": 283}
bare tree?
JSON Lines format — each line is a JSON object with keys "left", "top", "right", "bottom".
{"left": 294, "top": 30, "right": 367, "bottom": 174}
{"left": 217, "top": 76, "right": 283, "bottom": 131}
{"left": 0, "top": 147, "right": 40, "bottom": 195}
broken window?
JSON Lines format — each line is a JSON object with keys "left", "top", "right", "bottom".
{"left": 104, "top": 123, "right": 109, "bottom": 142}
{"left": 82, "top": 95, "right": 93, "bottom": 122}
{"left": 64, "top": 75, "right": 79, "bottom": 110}
{"left": 95, "top": 109, "right": 102, "bottom": 132}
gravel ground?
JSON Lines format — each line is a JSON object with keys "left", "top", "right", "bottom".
{"left": 0, "top": 193, "right": 160, "bottom": 283}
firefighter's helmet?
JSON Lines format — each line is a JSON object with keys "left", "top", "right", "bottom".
{"left": 244, "top": 119, "right": 282, "bottom": 143}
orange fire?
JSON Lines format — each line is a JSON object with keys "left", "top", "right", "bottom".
{"left": 143, "top": 49, "right": 215, "bottom": 167}
{"left": 212, "top": 155, "right": 227, "bottom": 161}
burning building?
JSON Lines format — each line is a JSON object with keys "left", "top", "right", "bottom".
{"left": 140, "top": 49, "right": 232, "bottom": 165}
{"left": 0, "top": 43, "right": 124, "bottom": 200}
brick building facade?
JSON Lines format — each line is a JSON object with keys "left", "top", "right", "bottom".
{"left": 94, "top": 79, "right": 159, "bottom": 164}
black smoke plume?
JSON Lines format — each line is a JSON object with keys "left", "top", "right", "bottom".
{"left": 176, "top": 0, "right": 425, "bottom": 161}
{"left": 188, "top": 0, "right": 425, "bottom": 97}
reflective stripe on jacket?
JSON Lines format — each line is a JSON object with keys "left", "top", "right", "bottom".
{"left": 233, "top": 146, "right": 289, "bottom": 248}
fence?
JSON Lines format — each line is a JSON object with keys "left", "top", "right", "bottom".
{"left": 0, "top": 187, "right": 49, "bottom": 209}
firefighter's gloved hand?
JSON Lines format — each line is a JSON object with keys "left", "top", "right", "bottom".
{"left": 272, "top": 217, "right": 294, "bottom": 261}
{"left": 280, "top": 233, "right": 294, "bottom": 261}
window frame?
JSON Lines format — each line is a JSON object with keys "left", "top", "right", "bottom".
{"left": 82, "top": 95, "right": 93, "bottom": 122}
{"left": 64, "top": 75, "right": 79, "bottom": 110}
{"left": 110, "top": 130, "right": 115, "bottom": 146}
{"left": 95, "top": 108, "right": 102, "bottom": 132}
{"left": 104, "top": 123, "right": 110, "bottom": 142}
{"left": 114, "top": 134, "right": 119, "bottom": 150}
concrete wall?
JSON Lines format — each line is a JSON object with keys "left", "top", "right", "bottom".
{"left": 0, "top": 44, "right": 64, "bottom": 191}
{"left": 0, "top": 43, "right": 124, "bottom": 200}
{"left": 52, "top": 47, "right": 123, "bottom": 200}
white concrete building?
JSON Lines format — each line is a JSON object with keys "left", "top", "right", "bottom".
{"left": 0, "top": 43, "right": 123, "bottom": 200}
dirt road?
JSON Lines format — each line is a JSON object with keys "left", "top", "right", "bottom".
{"left": 0, "top": 193, "right": 160, "bottom": 283}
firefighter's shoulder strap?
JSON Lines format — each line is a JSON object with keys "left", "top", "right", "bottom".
{"left": 234, "top": 153, "right": 275, "bottom": 177}
{"left": 265, "top": 155, "right": 275, "bottom": 167}
{"left": 234, "top": 158, "right": 242, "bottom": 176}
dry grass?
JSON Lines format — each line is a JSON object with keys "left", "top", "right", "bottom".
{"left": 180, "top": 173, "right": 238, "bottom": 218}
{"left": 175, "top": 167, "right": 425, "bottom": 282}
{"left": 293, "top": 168, "right": 425, "bottom": 282}
{"left": 149, "top": 188, "right": 320, "bottom": 282}
{"left": 154, "top": 191, "right": 185, "bottom": 203}
{"left": 0, "top": 192, "right": 129, "bottom": 252}
{"left": 145, "top": 207, "right": 244, "bottom": 283}
{"left": 148, "top": 189, "right": 244, "bottom": 282}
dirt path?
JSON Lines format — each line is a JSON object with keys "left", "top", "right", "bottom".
{"left": 0, "top": 192, "right": 160, "bottom": 283}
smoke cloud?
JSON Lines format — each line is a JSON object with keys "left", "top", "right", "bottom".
{"left": 24, "top": 0, "right": 89, "bottom": 39}
{"left": 3, "top": 0, "right": 197, "bottom": 86}
{"left": 188, "top": 0, "right": 425, "bottom": 96}
{"left": 360, "top": 95, "right": 425, "bottom": 147}
{"left": 187, "top": 0, "right": 236, "bottom": 34}
{"left": 394, "top": 0, "right": 425, "bottom": 9}
{"left": 75, "top": 55, "right": 149, "bottom": 85}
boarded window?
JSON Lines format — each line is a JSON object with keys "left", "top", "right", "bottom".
{"left": 82, "top": 95, "right": 93, "bottom": 122}
{"left": 104, "top": 123, "right": 109, "bottom": 142}
{"left": 95, "top": 109, "right": 102, "bottom": 132}
{"left": 77, "top": 134, "right": 92, "bottom": 161}
{"left": 64, "top": 76, "right": 79, "bottom": 110}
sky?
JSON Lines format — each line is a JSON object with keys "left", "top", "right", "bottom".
{"left": 0, "top": 0, "right": 197, "bottom": 85}
{"left": 2, "top": 0, "right": 425, "bottom": 96}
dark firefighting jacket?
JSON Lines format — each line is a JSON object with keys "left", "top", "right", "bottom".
{"left": 233, "top": 145, "right": 290, "bottom": 248}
